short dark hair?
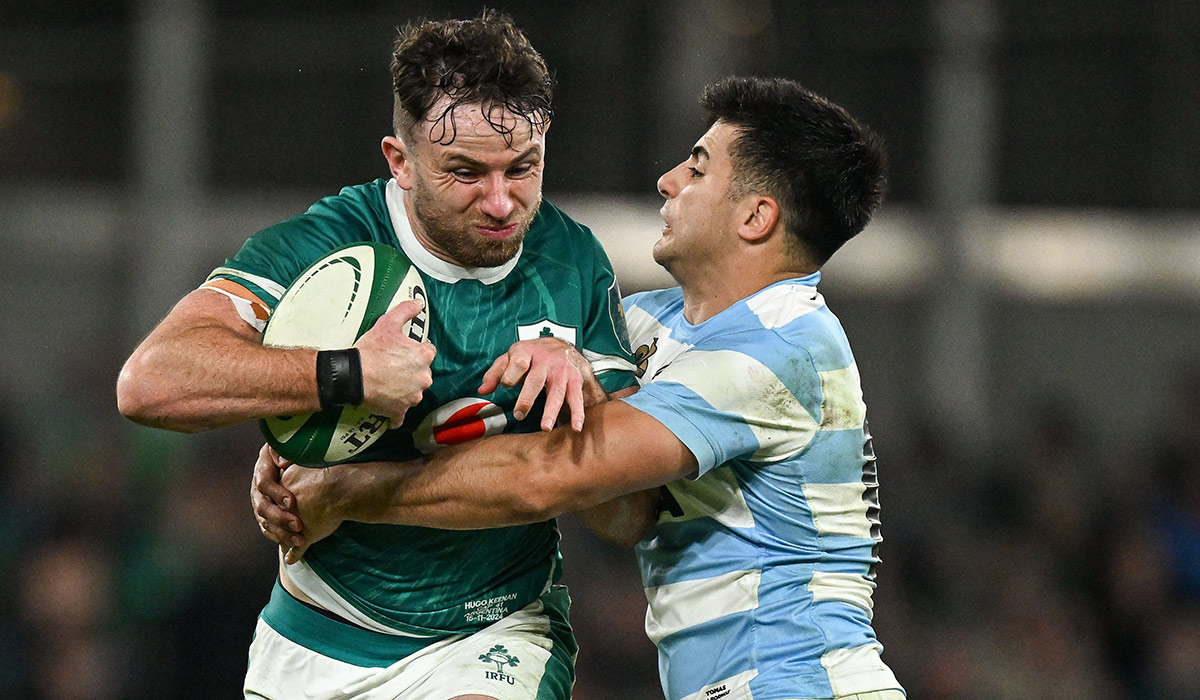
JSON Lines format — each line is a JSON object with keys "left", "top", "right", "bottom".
{"left": 390, "top": 9, "right": 554, "bottom": 145}
{"left": 701, "top": 76, "right": 887, "bottom": 265}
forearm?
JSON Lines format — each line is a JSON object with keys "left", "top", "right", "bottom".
{"left": 123, "top": 331, "right": 319, "bottom": 431}
{"left": 317, "top": 401, "right": 697, "bottom": 531}
{"left": 117, "top": 290, "right": 321, "bottom": 432}
{"left": 330, "top": 434, "right": 576, "bottom": 530}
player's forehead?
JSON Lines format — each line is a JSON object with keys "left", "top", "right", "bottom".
{"left": 415, "top": 98, "right": 546, "bottom": 163}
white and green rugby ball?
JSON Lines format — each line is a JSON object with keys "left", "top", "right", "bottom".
{"left": 258, "top": 242, "right": 429, "bottom": 467}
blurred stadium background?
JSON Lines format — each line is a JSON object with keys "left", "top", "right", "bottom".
{"left": 1, "top": 1, "right": 1198, "bottom": 698}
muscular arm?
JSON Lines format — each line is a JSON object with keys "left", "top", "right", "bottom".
{"left": 116, "top": 289, "right": 321, "bottom": 432}
{"left": 117, "top": 289, "right": 433, "bottom": 433}
{"left": 281, "top": 399, "right": 694, "bottom": 544}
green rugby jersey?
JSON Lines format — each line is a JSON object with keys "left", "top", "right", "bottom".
{"left": 207, "top": 178, "right": 638, "bottom": 637}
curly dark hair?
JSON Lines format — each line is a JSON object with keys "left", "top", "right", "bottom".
{"left": 390, "top": 9, "right": 554, "bottom": 146}
{"left": 701, "top": 76, "right": 888, "bottom": 265}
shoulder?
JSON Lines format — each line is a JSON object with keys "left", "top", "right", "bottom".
{"left": 530, "top": 199, "right": 586, "bottom": 233}
{"left": 623, "top": 288, "right": 683, "bottom": 320}
{"left": 527, "top": 200, "right": 603, "bottom": 252}
{"left": 299, "top": 179, "right": 390, "bottom": 225}
{"left": 219, "top": 180, "right": 391, "bottom": 290}
{"left": 521, "top": 199, "right": 615, "bottom": 275}
{"left": 754, "top": 281, "right": 856, "bottom": 374}
{"left": 621, "top": 288, "right": 683, "bottom": 345}
{"left": 672, "top": 283, "right": 833, "bottom": 390}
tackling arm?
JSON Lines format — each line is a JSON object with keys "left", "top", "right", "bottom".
{"left": 344, "top": 399, "right": 693, "bottom": 525}
{"left": 267, "top": 399, "right": 695, "bottom": 555}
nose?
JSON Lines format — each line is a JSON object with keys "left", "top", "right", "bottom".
{"left": 657, "top": 163, "right": 681, "bottom": 199}
{"left": 479, "top": 173, "right": 515, "bottom": 220}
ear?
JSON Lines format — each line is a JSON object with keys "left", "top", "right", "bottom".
{"left": 381, "top": 136, "right": 415, "bottom": 190}
{"left": 735, "top": 195, "right": 780, "bottom": 244}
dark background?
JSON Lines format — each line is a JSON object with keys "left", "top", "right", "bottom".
{"left": 0, "top": 1, "right": 1198, "bottom": 698}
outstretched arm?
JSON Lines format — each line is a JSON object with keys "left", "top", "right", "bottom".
{"left": 117, "top": 289, "right": 434, "bottom": 432}
{"left": 253, "top": 398, "right": 695, "bottom": 562}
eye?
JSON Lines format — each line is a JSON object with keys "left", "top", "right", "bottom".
{"left": 687, "top": 166, "right": 703, "bottom": 178}
{"left": 452, "top": 169, "right": 479, "bottom": 181}
{"left": 508, "top": 161, "right": 537, "bottom": 178}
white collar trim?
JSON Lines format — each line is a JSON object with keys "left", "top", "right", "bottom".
{"left": 384, "top": 179, "right": 521, "bottom": 285}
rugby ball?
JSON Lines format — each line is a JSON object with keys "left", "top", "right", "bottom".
{"left": 258, "top": 242, "right": 429, "bottom": 467}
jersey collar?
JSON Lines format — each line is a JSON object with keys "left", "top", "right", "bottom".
{"left": 385, "top": 178, "right": 522, "bottom": 285}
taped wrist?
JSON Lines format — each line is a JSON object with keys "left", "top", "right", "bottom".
{"left": 316, "top": 348, "right": 364, "bottom": 411}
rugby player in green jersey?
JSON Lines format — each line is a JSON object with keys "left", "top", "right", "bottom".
{"left": 118, "top": 10, "right": 637, "bottom": 699}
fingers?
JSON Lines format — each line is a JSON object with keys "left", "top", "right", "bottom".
{"left": 478, "top": 339, "right": 596, "bottom": 428}
{"left": 257, "top": 499, "right": 304, "bottom": 549}
{"left": 380, "top": 298, "right": 425, "bottom": 327}
{"left": 258, "top": 470, "right": 296, "bottom": 510}
{"left": 539, "top": 368, "right": 568, "bottom": 431}
{"left": 499, "top": 350, "right": 532, "bottom": 388}
{"left": 252, "top": 443, "right": 303, "bottom": 547}
{"left": 538, "top": 365, "right": 586, "bottom": 431}
{"left": 565, "top": 371, "right": 585, "bottom": 431}
{"left": 254, "top": 444, "right": 297, "bottom": 509}
{"left": 478, "top": 354, "right": 509, "bottom": 395}
{"left": 513, "top": 361, "right": 547, "bottom": 422}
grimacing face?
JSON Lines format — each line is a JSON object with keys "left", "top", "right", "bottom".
{"left": 387, "top": 100, "right": 546, "bottom": 268}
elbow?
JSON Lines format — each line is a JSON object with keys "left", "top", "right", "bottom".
{"left": 115, "top": 359, "right": 202, "bottom": 433}
{"left": 603, "top": 528, "right": 651, "bottom": 549}
{"left": 115, "top": 363, "right": 148, "bottom": 420}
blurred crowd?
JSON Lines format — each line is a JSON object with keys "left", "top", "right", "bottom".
{"left": 0, "top": 365, "right": 1198, "bottom": 699}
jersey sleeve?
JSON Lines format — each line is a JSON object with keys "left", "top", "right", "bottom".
{"left": 200, "top": 188, "right": 377, "bottom": 331}
{"left": 621, "top": 330, "right": 824, "bottom": 478}
{"left": 575, "top": 229, "right": 639, "bottom": 395}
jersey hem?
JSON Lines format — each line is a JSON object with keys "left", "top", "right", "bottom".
{"left": 260, "top": 578, "right": 453, "bottom": 668}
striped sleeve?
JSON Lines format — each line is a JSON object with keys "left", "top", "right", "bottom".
{"left": 623, "top": 335, "right": 821, "bottom": 477}
{"left": 198, "top": 270, "right": 287, "bottom": 332}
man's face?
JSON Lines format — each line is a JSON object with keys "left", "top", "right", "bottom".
{"left": 392, "top": 100, "right": 546, "bottom": 267}
{"left": 653, "top": 120, "right": 742, "bottom": 278}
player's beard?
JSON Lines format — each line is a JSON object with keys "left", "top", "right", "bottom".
{"left": 410, "top": 183, "right": 540, "bottom": 268}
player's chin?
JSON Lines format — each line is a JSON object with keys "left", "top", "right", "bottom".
{"left": 464, "top": 234, "right": 524, "bottom": 267}
{"left": 651, "top": 238, "right": 673, "bottom": 266}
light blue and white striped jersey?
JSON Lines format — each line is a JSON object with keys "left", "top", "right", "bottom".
{"left": 621, "top": 273, "right": 903, "bottom": 700}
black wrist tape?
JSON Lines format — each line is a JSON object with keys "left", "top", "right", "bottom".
{"left": 316, "top": 348, "right": 364, "bottom": 411}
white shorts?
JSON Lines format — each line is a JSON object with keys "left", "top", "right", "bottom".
{"left": 244, "top": 581, "right": 576, "bottom": 700}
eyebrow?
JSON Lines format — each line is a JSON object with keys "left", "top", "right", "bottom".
{"left": 443, "top": 144, "right": 543, "bottom": 168}
{"left": 691, "top": 145, "right": 710, "bottom": 162}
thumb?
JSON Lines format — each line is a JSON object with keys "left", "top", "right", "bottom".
{"left": 285, "top": 542, "right": 310, "bottom": 565}
{"left": 384, "top": 298, "right": 425, "bottom": 325}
